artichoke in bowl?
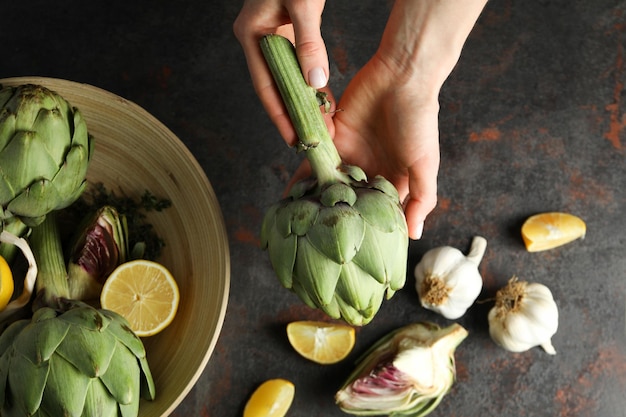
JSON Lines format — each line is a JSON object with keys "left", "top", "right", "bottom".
{"left": 0, "top": 83, "right": 93, "bottom": 261}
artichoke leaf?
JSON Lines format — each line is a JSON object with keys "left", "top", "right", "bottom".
{"left": 6, "top": 351, "right": 49, "bottom": 415}
{"left": 138, "top": 356, "right": 156, "bottom": 401}
{"left": 368, "top": 176, "right": 401, "bottom": 200}
{"left": 0, "top": 319, "right": 30, "bottom": 356}
{"left": 7, "top": 180, "right": 63, "bottom": 226}
{"left": 354, "top": 189, "right": 403, "bottom": 233}
{"left": 40, "top": 355, "right": 91, "bottom": 417}
{"left": 320, "top": 183, "right": 358, "bottom": 207}
{"left": 334, "top": 295, "right": 376, "bottom": 327}
{"left": 0, "top": 130, "right": 59, "bottom": 190}
{"left": 0, "top": 352, "right": 9, "bottom": 409}
{"left": 317, "top": 294, "right": 341, "bottom": 320}
{"left": 295, "top": 238, "right": 342, "bottom": 306}
{"left": 290, "top": 280, "right": 319, "bottom": 310}
{"left": 99, "top": 310, "right": 147, "bottom": 359}
{"left": 71, "top": 108, "right": 91, "bottom": 149}
{"left": 32, "top": 108, "right": 71, "bottom": 161}
{"left": 83, "top": 377, "right": 122, "bottom": 417}
{"left": 274, "top": 199, "right": 319, "bottom": 237}
{"left": 16, "top": 314, "right": 69, "bottom": 365}
{"left": 56, "top": 320, "right": 117, "bottom": 378}
{"left": 267, "top": 229, "right": 297, "bottom": 288}
{"left": 259, "top": 204, "right": 279, "bottom": 249}
{"left": 306, "top": 204, "right": 365, "bottom": 264}
{"left": 48, "top": 142, "right": 91, "bottom": 202}
{"left": 387, "top": 228, "right": 410, "bottom": 292}
{"left": 336, "top": 262, "right": 385, "bottom": 313}
{"left": 99, "top": 343, "right": 141, "bottom": 405}
{"left": 58, "top": 302, "right": 112, "bottom": 331}
{"left": 287, "top": 177, "right": 317, "bottom": 200}
{"left": 341, "top": 164, "right": 367, "bottom": 182}
{"left": 352, "top": 225, "right": 408, "bottom": 289}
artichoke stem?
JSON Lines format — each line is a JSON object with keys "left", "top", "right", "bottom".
{"left": 260, "top": 34, "right": 343, "bottom": 189}
{"left": 29, "top": 212, "right": 70, "bottom": 308}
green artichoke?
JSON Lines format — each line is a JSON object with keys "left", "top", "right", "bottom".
{"left": 0, "top": 84, "right": 93, "bottom": 228}
{"left": 0, "top": 301, "right": 155, "bottom": 417}
{"left": 335, "top": 322, "right": 468, "bottom": 416}
{"left": 0, "top": 211, "right": 154, "bottom": 416}
{"left": 259, "top": 35, "right": 408, "bottom": 326}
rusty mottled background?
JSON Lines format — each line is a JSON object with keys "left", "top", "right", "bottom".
{"left": 2, "top": 0, "right": 625, "bottom": 416}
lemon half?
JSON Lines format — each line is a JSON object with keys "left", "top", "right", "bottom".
{"left": 100, "top": 259, "right": 179, "bottom": 337}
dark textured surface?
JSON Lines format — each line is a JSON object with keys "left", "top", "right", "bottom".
{"left": 2, "top": 0, "right": 625, "bottom": 416}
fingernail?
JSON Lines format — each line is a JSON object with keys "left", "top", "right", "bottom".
{"left": 413, "top": 222, "right": 424, "bottom": 240}
{"left": 308, "top": 67, "right": 327, "bottom": 88}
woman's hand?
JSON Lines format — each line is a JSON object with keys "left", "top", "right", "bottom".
{"left": 233, "top": 0, "right": 332, "bottom": 145}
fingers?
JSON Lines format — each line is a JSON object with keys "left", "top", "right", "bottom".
{"left": 285, "top": 0, "right": 329, "bottom": 88}
{"left": 234, "top": 5, "right": 298, "bottom": 145}
{"left": 234, "top": 0, "right": 329, "bottom": 147}
{"left": 403, "top": 153, "right": 440, "bottom": 240}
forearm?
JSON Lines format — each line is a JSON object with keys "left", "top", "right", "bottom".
{"left": 377, "top": 0, "right": 488, "bottom": 95}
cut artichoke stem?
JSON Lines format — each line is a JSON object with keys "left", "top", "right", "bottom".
{"left": 260, "top": 34, "right": 345, "bottom": 190}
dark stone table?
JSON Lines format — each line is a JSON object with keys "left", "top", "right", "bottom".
{"left": 2, "top": 0, "right": 625, "bottom": 416}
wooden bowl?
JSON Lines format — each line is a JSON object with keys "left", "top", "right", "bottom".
{"left": 0, "top": 77, "right": 230, "bottom": 416}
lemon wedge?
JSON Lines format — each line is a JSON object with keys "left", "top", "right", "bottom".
{"left": 0, "top": 255, "right": 14, "bottom": 311}
{"left": 244, "top": 379, "right": 295, "bottom": 417}
{"left": 521, "top": 212, "right": 586, "bottom": 252}
{"left": 100, "top": 259, "right": 179, "bottom": 337}
{"left": 286, "top": 320, "right": 355, "bottom": 364}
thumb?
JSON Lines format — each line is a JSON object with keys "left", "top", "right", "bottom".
{"left": 286, "top": 1, "right": 329, "bottom": 88}
{"left": 404, "top": 155, "right": 439, "bottom": 240}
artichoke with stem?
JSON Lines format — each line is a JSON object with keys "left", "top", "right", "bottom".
{"left": 0, "top": 212, "right": 154, "bottom": 416}
{"left": 0, "top": 83, "right": 93, "bottom": 261}
{"left": 336, "top": 322, "right": 468, "bottom": 416}
{"left": 259, "top": 34, "right": 409, "bottom": 326}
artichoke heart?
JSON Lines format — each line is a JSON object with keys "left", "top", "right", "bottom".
{"left": 259, "top": 35, "right": 409, "bottom": 326}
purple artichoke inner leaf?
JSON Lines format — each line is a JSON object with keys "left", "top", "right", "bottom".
{"left": 71, "top": 217, "right": 118, "bottom": 283}
{"left": 66, "top": 206, "right": 129, "bottom": 300}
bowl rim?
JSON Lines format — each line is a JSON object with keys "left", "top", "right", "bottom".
{"left": 0, "top": 76, "right": 231, "bottom": 416}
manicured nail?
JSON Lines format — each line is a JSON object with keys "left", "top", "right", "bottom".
{"left": 413, "top": 222, "right": 424, "bottom": 240}
{"left": 308, "top": 67, "right": 327, "bottom": 88}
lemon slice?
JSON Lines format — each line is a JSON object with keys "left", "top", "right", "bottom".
{"left": 0, "top": 255, "right": 15, "bottom": 311}
{"left": 100, "top": 259, "right": 180, "bottom": 337}
{"left": 521, "top": 212, "right": 586, "bottom": 252}
{"left": 286, "top": 320, "right": 355, "bottom": 364}
{"left": 244, "top": 379, "right": 295, "bottom": 417}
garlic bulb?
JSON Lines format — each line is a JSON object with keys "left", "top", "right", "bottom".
{"left": 488, "top": 277, "right": 559, "bottom": 354}
{"left": 414, "top": 236, "right": 487, "bottom": 319}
